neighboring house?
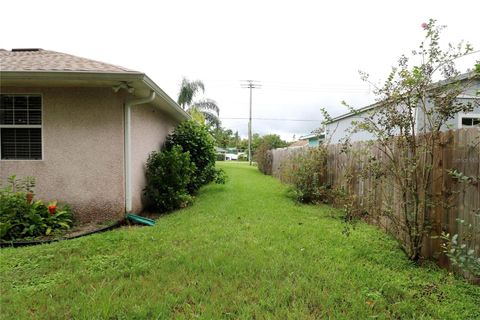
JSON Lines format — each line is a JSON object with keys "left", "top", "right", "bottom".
{"left": 326, "top": 73, "right": 480, "bottom": 144}
{"left": 0, "top": 49, "right": 190, "bottom": 223}
{"left": 288, "top": 139, "right": 308, "bottom": 148}
{"left": 299, "top": 133, "right": 325, "bottom": 147}
{"left": 224, "top": 147, "right": 246, "bottom": 161}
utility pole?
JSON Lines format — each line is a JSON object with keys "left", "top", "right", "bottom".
{"left": 241, "top": 80, "right": 261, "bottom": 165}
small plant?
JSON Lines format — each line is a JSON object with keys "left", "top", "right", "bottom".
{"left": 447, "top": 169, "right": 478, "bottom": 185}
{"left": 440, "top": 169, "right": 480, "bottom": 279}
{"left": 213, "top": 168, "right": 227, "bottom": 184}
{"left": 144, "top": 145, "right": 196, "bottom": 212}
{"left": 440, "top": 219, "right": 480, "bottom": 278}
{"left": 281, "top": 146, "right": 331, "bottom": 204}
{"left": 237, "top": 153, "right": 248, "bottom": 162}
{"left": 0, "top": 176, "right": 73, "bottom": 240}
{"left": 21, "top": 176, "right": 36, "bottom": 193}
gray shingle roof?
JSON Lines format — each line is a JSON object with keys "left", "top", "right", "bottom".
{"left": 0, "top": 49, "right": 140, "bottom": 73}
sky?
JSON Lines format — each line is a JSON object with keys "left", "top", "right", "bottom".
{"left": 1, "top": 0, "right": 479, "bottom": 141}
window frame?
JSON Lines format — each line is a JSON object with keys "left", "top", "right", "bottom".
{"left": 458, "top": 113, "right": 480, "bottom": 129}
{"left": 0, "top": 93, "right": 44, "bottom": 161}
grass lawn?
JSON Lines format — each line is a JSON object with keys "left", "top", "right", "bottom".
{"left": 1, "top": 162, "right": 479, "bottom": 319}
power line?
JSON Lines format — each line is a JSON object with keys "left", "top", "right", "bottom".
{"left": 208, "top": 80, "right": 370, "bottom": 92}
{"left": 220, "top": 117, "right": 322, "bottom": 122}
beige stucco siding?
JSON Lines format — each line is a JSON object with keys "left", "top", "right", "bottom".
{"left": 0, "top": 87, "right": 125, "bottom": 223}
{"left": 130, "top": 104, "right": 177, "bottom": 212}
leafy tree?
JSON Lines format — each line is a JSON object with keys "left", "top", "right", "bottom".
{"left": 254, "top": 134, "right": 288, "bottom": 173}
{"left": 213, "top": 127, "right": 234, "bottom": 148}
{"left": 177, "top": 77, "right": 220, "bottom": 128}
{"left": 234, "top": 131, "right": 240, "bottom": 148}
{"left": 213, "top": 129, "right": 288, "bottom": 155}
{"left": 259, "top": 134, "right": 289, "bottom": 150}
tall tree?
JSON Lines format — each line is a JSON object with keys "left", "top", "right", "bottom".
{"left": 213, "top": 127, "right": 234, "bottom": 148}
{"left": 177, "top": 77, "right": 220, "bottom": 128}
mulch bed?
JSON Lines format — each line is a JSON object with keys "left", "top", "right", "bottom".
{"left": 0, "top": 220, "right": 125, "bottom": 248}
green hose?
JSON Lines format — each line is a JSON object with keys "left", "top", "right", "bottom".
{"left": 126, "top": 214, "right": 155, "bottom": 226}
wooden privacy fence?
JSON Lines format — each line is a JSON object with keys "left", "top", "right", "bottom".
{"left": 270, "top": 128, "right": 480, "bottom": 269}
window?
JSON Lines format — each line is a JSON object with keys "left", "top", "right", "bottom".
{"left": 461, "top": 116, "right": 480, "bottom": 127}
{"left": 0, "top": 94, "right": 42, "bottom": 160}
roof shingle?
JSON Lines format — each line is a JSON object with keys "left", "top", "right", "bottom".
{"left": 0, "top": 49, "right": 140, "bottom": 73}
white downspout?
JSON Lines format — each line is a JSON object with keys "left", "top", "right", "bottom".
{"left": 124, "top": 91, "right": 156, "bottom": 213}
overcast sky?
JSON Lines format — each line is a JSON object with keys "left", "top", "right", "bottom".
{"left": 2, "top": 0, "right": 479, "bottom": 140}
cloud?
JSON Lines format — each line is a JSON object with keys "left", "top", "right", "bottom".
{"left": 1, "top": 0, "right": 478, "bottom": 142}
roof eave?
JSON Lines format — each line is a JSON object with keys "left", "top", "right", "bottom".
{"left": 0, "top": 70, "right": 145, "bottom": 81}
{"left": 326, "top": 72, "right": 479, "bottom": 125}
{"left": 326, "top": 102, "right": 380, "bottom": 124}
{"left": 0, "top": 71, "right": 191, "bottom": 122}
{"left": 142, "top": 75, "right": 190, "bottom": 121}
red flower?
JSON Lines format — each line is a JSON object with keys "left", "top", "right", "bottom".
{"left": 48, "top": 205, "right": 56, "bottom": 215}
{"left": 421, "top": 22, "right": 428, "bottom": 30}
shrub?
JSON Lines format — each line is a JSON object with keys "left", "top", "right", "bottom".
{"left": 165, "top": 121, "right": 217, "bottom": 193}
{"left": 0, "top": 176, "right": 73, "bottom": 240}
{"left": 144, "top": 145, "right": 196, "bottom": 213}
{"left": 255, "top": 143, "right": 273, "bottom": 175}
{"left": 237, "top": 153, "right": 248, "bottom": 162}
{"left": 213, "top": 168, "right": 227, "bottom": 184}
{"left": 281, "top": 147, "right": 331, "bottom": 204}
{"left": 440, "top": 226, "right": 480, "bottom": 278}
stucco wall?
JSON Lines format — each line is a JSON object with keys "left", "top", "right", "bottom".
{"left": 0, "top": 87, "right": 125, "bottom": 223}
{"left": 130, "top": 104, "right": 178, "bottom": 213}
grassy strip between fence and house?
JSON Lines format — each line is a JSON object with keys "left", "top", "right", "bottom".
{"left": 1, "top": 162, "right": 479, "bottom": 319}
{"left": 269, "top": 128, "right": 480, "bottom": 274}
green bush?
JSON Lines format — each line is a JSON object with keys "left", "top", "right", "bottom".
{"left": 0, "top": 176, "right": 73, "bottom": 240}
{"left": 255, "top": 142, "right": 273, "bottom": 175}
{"left": 213, "top": 168, "right": 227, "bottom": 184}
{"left": 237, "top": 153, "right": 248, "bottom": 162}
{"left": 281, "top": 147, "right": 331, "bottom": 204}
{"left": 165, "top": 121, "right": 217, "bottom": 193}
{"left": 145, "top": 121, "right": 226, "bottom": 213}
{"left": 144, "top": 145, "right": 196, "bottom": 213}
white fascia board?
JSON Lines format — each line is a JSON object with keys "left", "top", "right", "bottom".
{"left": 142, "top": 75, "right": 190, "bottom": 121}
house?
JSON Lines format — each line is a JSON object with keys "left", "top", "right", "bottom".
{"left": 288, "top": 139, "right": 308, "bottom": 148}
{"left": 325, "top": 73, "right": 480, "bottom": 144}
{"left": 224, "top": 147, "right": 246, "bottom": 161}
{"left": 0, "top": 49, "right": 189, "bottom": 223}
{"left": 299, "top": 133, "right": 325, "bottom": 147}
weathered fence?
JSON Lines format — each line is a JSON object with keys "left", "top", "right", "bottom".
{"left": 270, "top": 128, "right": 480, "bottom": 271}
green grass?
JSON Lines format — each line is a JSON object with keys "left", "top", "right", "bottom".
{"left": 1, "top": 162, "right": 479, "bottom": 319}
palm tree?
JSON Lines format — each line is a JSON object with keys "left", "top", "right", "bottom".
{"left": 177, "top": 77, "right": 220, "bottom": 128}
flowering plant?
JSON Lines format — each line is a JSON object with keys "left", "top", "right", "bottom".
{"left": 48, "top": 201, "right": 57, "bottom": 215}
{"left": 0, "top": 176, "right": 73, "bottom": 240}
